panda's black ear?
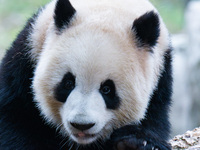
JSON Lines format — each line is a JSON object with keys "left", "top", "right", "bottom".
{"left": 132, "top": 11, "right": 160, "bottom": 47}
{"left": 54, "top": 0, "right": 76, "bottom": 30}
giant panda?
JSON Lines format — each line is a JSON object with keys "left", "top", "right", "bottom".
{"left": 0, "top": 0, "right": 172, "bottom": 149}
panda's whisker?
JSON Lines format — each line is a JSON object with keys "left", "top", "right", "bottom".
{"left": 56, "top": 123, "right": 63, "bottom": 131}
{"left": 68, "top": 142, "right": 75, "bottom": 150}
{"left": 67, "top": 139, "right": 74, "bottom": 150}
{"left": 75, "top": 144, "right": 80, "bottom": 150}
{"left": 59, "top": 136, "right": 68, "bottom": 146}
{"left": 60, "top": 139, "right": 68, "bottom": 149}
{"left": 94, "top": 141, "right": 101, "bottom": 150}
{"left": 67, "top": 138, "right": 73, "bottom": 147}
{"left": 92, "top": 138, "right": 102, "bottom": 150}
{"left": 97, "top": 139, "right": 104, "bottom": 150}
{"left": 60, "top": 136, "right": 73, "bottom": 149}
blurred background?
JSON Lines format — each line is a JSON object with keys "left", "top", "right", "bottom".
{"left": 0, "top": 0, "right": 199, "bottom": 138}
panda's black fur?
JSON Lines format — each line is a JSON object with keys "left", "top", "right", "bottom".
{"left": 0, "top": 0, "right": 172, "bottom": 150}
{"left": 0, "top": 13, "right": 62, "bottom": 150}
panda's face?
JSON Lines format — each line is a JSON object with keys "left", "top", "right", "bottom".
{"left": 32, "top": 0, "right": 167, "bottom": 145}
{"left": 33, "top": 25, "right": 153, "bottom": 144}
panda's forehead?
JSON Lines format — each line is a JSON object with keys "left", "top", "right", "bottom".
{"left": 53, "top": 28, "right": 127, "bottom": 86}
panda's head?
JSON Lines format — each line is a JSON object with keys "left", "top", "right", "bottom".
{"left": 32, "top": 0, "right": 169, "bottom": 145}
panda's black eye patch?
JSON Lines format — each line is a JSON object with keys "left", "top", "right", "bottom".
{"left": 100, "top": 80, "right": 120, "bottom": 109}
{"left": 54, "top": 72, "right": 75, "bottom": 103}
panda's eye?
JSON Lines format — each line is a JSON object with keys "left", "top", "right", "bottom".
{"left": 54, "top": 72, "right": 76, "bottom": 103}
{"left": 99, "top": 79, "right": 120, "bottom": 109}
{"left": 100, "top": 80, "right": 114, "bottom": 95}
{"left": 65, "top": 80, "right": 75, "bottom": 90}
{"left": 99, "top": 80, "right": 115, "bottom": 96}
{"left": 101, "top": 86, "right": 111, "bottom": 95}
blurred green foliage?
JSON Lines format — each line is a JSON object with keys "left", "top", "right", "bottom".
{"left": 0, "top": 0, "right": 49, "bottom": 53}
{"left": 0, "top": 0, "right": 185, "bottom": 53}
{"left": 150, "top": 0, "right": 185, "bottom": 33}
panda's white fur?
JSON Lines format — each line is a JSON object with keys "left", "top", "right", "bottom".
{"left": 31, "top": 0, "right": 170, "bottom": 145}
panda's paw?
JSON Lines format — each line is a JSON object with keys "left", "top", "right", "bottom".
{"left": 113, "top": 135, "right": 171, "bottom": 150}
{"left": 110, "top": 125, "right": 171, "bottom": 150}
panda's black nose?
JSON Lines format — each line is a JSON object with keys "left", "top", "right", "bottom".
{"left": 70, "top": 122, "right": 95, "bottom": 131}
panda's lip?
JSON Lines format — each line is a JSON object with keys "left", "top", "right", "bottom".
{"left": 74, "top": 132, "right": 96, "bottom": 139}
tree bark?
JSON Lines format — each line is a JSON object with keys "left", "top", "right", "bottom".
{"left": 170, "top": 127, "right": 200, "bottom": 150}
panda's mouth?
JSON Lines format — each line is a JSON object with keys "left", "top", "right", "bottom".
{"left": 72, "top": 132, "right": 98, "bottom": 144}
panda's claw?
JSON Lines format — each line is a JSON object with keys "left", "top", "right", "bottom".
{"left": 143, "top": 140, "right": 147, "bottom": 147}
{"left": 114, "top": 136, "right": 171, "bottom": 150}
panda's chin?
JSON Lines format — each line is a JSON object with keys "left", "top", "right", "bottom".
{"left": 71, "top": 132, "right": 98, "bottom": 144}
